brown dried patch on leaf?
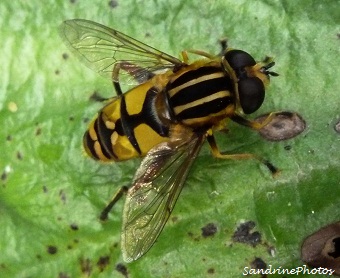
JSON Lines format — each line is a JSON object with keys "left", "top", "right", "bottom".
{"left": 256, "top": 111, "right": 305, "bottom": 141}
{"left": 301, "top": 221, "right": 340, "bottom": 275}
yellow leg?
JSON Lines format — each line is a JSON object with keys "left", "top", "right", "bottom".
{"left": 100, "top": 185, "right": 128, "bottom": 221}
{"left": 183, "top": 39, "right": 229, "bottom": 60}
{"left": 181, "top": 51, "right": 189, "bottom": 64}
{"left": 186, "top": 49, "right": 216, "bottom": 59}
{"left": 231, "top": 111, "right": 282, "bottom": 130}
{"left": 206, "top": 133, "right": 279, "bottom": 175}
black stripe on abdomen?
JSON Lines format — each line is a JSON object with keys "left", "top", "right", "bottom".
{"left": 83, "top": 130, "right": 100, "bottom": 160}
{"left": 119, "top": 96, "right": 142, "bottom": 154}
{"left": 116, "top": 88, "right": 170, "bottom": 155}
{"left": 95, "top": 116, "right": 118, "bottom": 159}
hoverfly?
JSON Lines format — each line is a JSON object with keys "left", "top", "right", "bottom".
{"left": 59, "top": 19, "right": 279, "bottom": 262}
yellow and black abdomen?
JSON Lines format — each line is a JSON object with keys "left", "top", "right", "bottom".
{"left": 83, "top": 82, "right": 170, "bottom": 162}
{"left": 166, "top": 65, "right": 235, "bottom": 127}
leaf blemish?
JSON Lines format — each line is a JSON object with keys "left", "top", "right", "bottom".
{"left": 201, "top": 223, "right": 218, "bottom": 238}
{"left": 115, "top": 263, "right": 128, "bottom": 278}
{"left": 256, "top": 111, "right": 306, "bottom": 141}
{"left": 97, "top": 256, "right": 110, "bottom": 272}
{"left": 70, "top": 223, "right": 79, "bottom": 231}
{"left": 232, "top": 221, "right": 261, "bottom": 247}
{"left": 47, "top": 245, "right": 58, "bottom": 255}
{"left": 334, "top": 120, "right": 340, "bottom": 133}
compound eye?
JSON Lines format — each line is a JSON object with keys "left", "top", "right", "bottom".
{"left": 238, "top": 77, "right": 265, "bottom": 114}
{"left": 224, "top": 49, "right": 256, "bottom": 70}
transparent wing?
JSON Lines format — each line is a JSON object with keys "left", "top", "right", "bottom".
{"left": 59, "top": 19, "right": 183, "bottom": 84}
{"left": 121, "top": 133, "right": 205, "bottom": 262}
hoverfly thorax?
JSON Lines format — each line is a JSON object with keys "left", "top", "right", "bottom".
{"left": 163, "top": 62, "right": 234, "bottom": 128}
{"left": 223, "top": 49, "right": 278, "bottom": 115}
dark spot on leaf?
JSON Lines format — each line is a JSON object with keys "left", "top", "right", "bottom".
{"left": 70, "top": 223, "right": 79, "bottom": 231}
{"left": 35, "top": 127, "right": 42, "bottom": 136}
{"left": 207, "top": 267, "right": 215, "bottom": 274}
{"left": 171, "top": 216, "right": 178, "bottom": 223}
{"left": 83, "top": 117, "right": 90, "bottom": 123}
{"left": 108, "top": 0, "right": 118, "bottom": 8}
{"left": 201, "top": 223, "right": 217, "bottom": 238}
{"left": 256, "top": 111, "right": 305, "bottom": 141}
{"left": 67, "top": 245, "right": 72, "bottom": 250}
{"left": 57, "top": 216, "right": 63, "bottom": 221}
{"left": 90, "top": 91, "right": 107, "bottom": 102}
{"left": 232, "top": 221, "right": 261, "bottom": 247}
{"left": 0, "top": 263, "right": 6, "bottom": 269}
{"left": 251, "top": 257, "right": 267, "bottom": 270}
{"left": 55, "top": 69, "right": 60, "bottom": 75}
{"left": 334, "top": 120, "right": 340, "bottom": 133}
{"left": 16, "top": 151, "right": 23, "bottom": 160}
{"left": 249, "top": 257, "right": 267, "bottom": 278}
{"left": 69, "top": 115, "right": 74, "bottom": 121}
{"left": 284, "top": 145, "right": 292, "bottom": 151}
{"left": 80, "top": 258, "right": 92, "bottom": 276}
{"left": 59, "top": 272, "right": 70, "bottom": 278}
{"left": 337, "top": 33, "right": 340, "bottom": 39}
{"left": 145, "top": 32, "right": 151, "bottom": 38}
{"left": 6, "top": 135, "right": 12, "bottom": 141}
{"left": 59, "top": 190, "right": 66, "bottom": 204}
{"left": 1, "top": 171, "right": 7, "bottom": 181}
{"left": 97, "top": 256, "right": 110, "bottom": 272}
{"left": 47, "top": 245, "right": 58, "bottom": 255}
{"left": 115, "top": 263, "right": 128, "bottom": 278}
{"left": 187, "top": 231, "right": 200, "bottom": 241}
{"left": 62, "top": 53, "right": 69, "bottom": 60}
{"left": 301, "top": 221, "right": 340, "bottom": 275}
{"left": 74, "top": 239, "right": 79, "bottom": 244}
{"left": 36, "top": 254, "right": 42, "bottom": 260}
{"left": 43, "top": 185, "right": 48, "bottom": 193}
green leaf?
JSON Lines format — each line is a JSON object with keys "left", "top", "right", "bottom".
{"left": 1, "top": 1, "right": 339, "bottom": 277}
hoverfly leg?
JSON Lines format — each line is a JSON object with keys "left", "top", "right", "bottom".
{"left": 100, "top": 185, "right": 129, "bottom": 221}
{"left": 181, "top": 51, "right": 189, "bottom": 64}
{"left": 185, "top": 39, "right": 229, "bottom": 60}
{"left": 89, "top": 91, "right": 118, "bottom": 103}
{"left": 112, "top": 61, "right": 156, "bottom": 93}
{"left": 218, "top": 38, "right": 228, "bottom": 56}
{"left": 113, "top": 81, "right": 123, "bottom": 97}
{"left": 206, "top": 133, "right": 279, "bottom": 176}
{"left": 185, "top": 49, "right": 216, "bottom": 59}
{"left": 231, "top": 112, "right": 282, "bottom": 130}
{"left": 112, "top": 63, "right": 124, "bottom": 96}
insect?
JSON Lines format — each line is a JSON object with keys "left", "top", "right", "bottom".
{"left": 59, "top": 19, "right": 279, "bottom": 262}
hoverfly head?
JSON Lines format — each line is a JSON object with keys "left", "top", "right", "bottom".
{"left": 223, "top": 50, "right": 278, "bottom": 114}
